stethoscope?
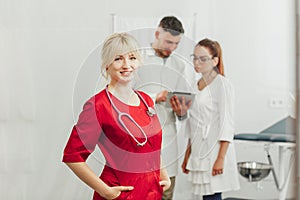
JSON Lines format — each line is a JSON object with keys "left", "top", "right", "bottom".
{"left": 105, "top": 86, "right": 156, "bottom": 146}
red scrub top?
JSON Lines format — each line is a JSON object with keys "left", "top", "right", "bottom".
{"left": 63, "top": 89, "right": 163, "bottom": 200}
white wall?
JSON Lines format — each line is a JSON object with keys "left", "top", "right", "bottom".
{"left": 0, "top": 0, "right": 296, "bottom": 199}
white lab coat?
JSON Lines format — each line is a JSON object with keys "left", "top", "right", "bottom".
{"left": 182, "top": 75, "right": 240, "bottom": 195}
{"left": 133, "top": 47, "right": 195, "bottom": 177}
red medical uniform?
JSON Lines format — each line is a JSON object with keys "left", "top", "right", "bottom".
{"left": 63, "top": 89, "right": 163, "bottom": 200}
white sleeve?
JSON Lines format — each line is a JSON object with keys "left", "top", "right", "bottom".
{"left": 218, "top": 78, "right": 235, "bottom": 142}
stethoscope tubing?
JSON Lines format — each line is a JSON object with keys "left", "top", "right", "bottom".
{"left": 117, "top": 113, "right": 147, "bottom": 146}
{"left": 105, "top": 86, "right": 155, "bottom": 146}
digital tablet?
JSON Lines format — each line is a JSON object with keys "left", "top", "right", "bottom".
{"left": 166, "top": 91, "right": 195, "bottom": 107}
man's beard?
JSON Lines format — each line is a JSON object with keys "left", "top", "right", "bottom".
{"left": 154, "top": 48, "right": 171, "bottom": 58}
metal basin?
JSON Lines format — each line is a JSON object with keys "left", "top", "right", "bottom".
{"left": 237, "top": 161, "right": 272, "bottom": 182}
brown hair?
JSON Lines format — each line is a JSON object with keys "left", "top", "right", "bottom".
{"left": 197, "top": 38, "right": 225, "bottom": 76}
{"left": 158, "top": 16, "right": 184, "bottom": 36}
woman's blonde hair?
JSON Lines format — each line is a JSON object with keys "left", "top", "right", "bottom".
{"left": 101, "top": 32, "right": 142, "bottom": 74}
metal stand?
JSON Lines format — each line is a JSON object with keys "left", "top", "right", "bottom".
{"left": 264, "top": 143, "right": 296, "bottom": 200}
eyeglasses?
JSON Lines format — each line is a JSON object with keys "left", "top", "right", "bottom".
{"left": 190, "top": 54, "right": 213, "bottom": 63}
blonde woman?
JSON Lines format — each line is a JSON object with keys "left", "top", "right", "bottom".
{"left": 63, "top": 33, "right": 170, "bottom": 200}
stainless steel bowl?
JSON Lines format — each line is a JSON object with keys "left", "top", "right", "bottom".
{"left": 237, "top": 161, "right": 272, "bottom": 182}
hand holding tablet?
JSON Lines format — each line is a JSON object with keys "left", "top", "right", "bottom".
{"left": 166, "top": 91, "right": 195, "bottom": 107}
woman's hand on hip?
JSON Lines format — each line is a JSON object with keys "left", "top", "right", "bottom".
{"left": 159, "top": 178, "right": 171, "bottom": 192}
{"left": 101, "top": 185, "right": 134, "bottom": 200}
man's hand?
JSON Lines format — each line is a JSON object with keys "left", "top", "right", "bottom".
{"left": 170, "top": 95, "right": 192, "bottom": 117}
{"left": 155, "top": 90, "right": 168, "bottom": 103}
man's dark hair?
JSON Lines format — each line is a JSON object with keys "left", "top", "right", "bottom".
{"left": 158, "top": 16, "right": 184, "bottom": 36}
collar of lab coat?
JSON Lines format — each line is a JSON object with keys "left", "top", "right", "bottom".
{"left": 143, "top": 45, "right": 170, "bottom": 65}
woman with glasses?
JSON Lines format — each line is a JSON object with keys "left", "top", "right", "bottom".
{"left": 172, "top": 38, "right": 240, "bottom": 200}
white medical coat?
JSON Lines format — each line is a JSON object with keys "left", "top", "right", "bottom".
{"left": 133, "top": 48, "right": 195, "bottom": 177}
{"left": 182, "top": 75, "right": 240, "bottom": 195}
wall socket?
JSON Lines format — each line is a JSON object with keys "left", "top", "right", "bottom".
{"left": 269, "top": 98, "right": 285, "bottom": 108}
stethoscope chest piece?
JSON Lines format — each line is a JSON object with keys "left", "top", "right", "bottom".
{"left": 147, "top": 107, "right": 156, "bottom": 117}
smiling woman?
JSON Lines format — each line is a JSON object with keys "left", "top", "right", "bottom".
{"left": 101, "top": 33, "right": 143, "bottom": 80}
{"left": 106, "top": 53, "right": 139, "bottom": 86}
{"left": 62, "top": 32, "right": 171, "bottom": 200}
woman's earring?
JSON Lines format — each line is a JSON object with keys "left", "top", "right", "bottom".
{"left": 104, "top": 67, "right": 109, "bottom": 79}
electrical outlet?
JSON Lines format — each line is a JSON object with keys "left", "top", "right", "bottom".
{"left": 269, "top": 98, "right": 285, "bottom": 108}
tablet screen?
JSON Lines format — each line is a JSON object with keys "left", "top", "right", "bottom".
{"left": 166, "top": 91, "right": 195, "bottom": 107}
